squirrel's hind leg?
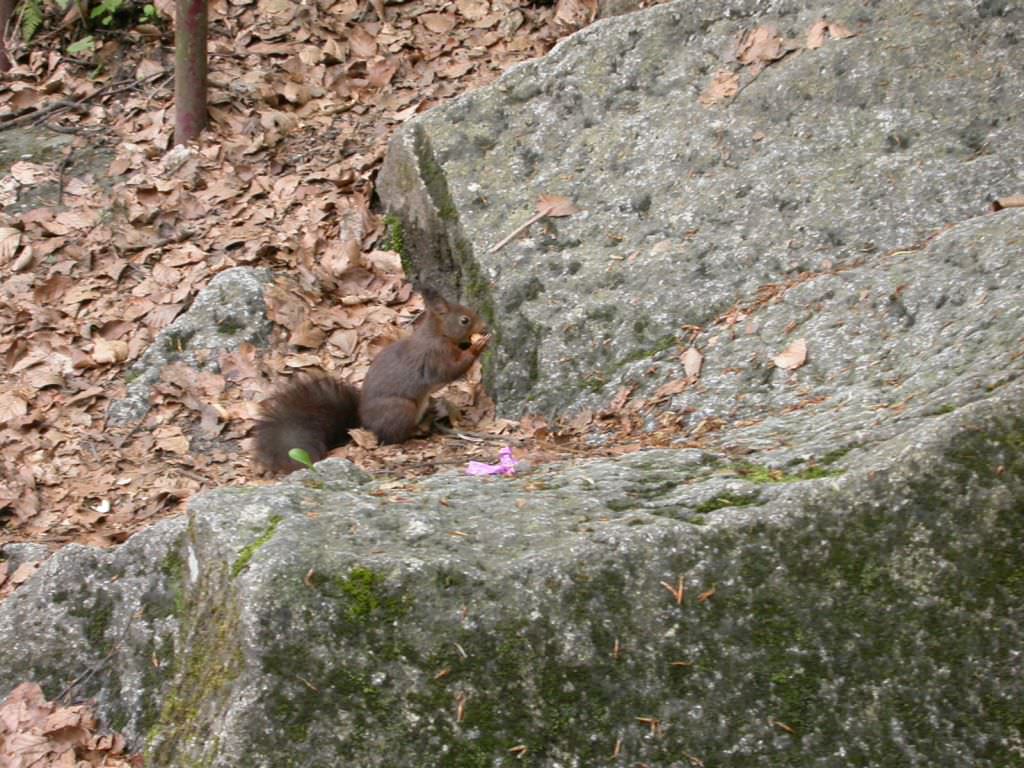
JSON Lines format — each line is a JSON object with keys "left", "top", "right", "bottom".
{"left": 252, "top": 420, "right": 330, "bottom": 474}
{"left": 359, "top": 396, "right": 422, "bottom": 444}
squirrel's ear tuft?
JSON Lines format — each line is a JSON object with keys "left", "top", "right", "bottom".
{"left": 420, "top": 286, "right": 450, "bottom": 314}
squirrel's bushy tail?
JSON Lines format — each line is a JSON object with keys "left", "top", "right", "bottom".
{"left": 253, "top": 375, "right": 360, "bottom": 474}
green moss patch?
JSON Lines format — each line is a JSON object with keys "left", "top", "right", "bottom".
{"left": 380, "top": 214, "right": 406, "bottom": 257}
{"left": 231, "top": 515, "right": 282, "bottom": 577}
{"left": 147, "top": 544, "right": 245, "bottom": 767}
{"left": 729, "top": 462, "right": 842, "bottom": 484}
{"left": 694, "top": 493, "right": 759, "bottom": 515}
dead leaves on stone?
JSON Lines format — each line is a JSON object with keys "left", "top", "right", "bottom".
{"left": 0, "top": 559, "right": 41, "bottom": 600}
{"left": 805, "top": 19, "right": 856, "bottom": 50}
{"left": 681, "top": 346, "right": 703, "bottom": 380}
{"left": 700, "top": 18, "right": 857, "bottom": 107}
{"left": 0, "top": 683, "right": 140, "bottom": 768}
{"left": 561, "top": 270, "right": 822, "bottom": 452}
{"left": 772, "top": 338, "right": 808, "bottom": 371}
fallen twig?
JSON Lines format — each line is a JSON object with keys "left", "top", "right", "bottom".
{"left": 0, "top": 71, "right": 170, "bottom": 133}
{"left": 490, "top": 194, "right": 579, "bottom": 253}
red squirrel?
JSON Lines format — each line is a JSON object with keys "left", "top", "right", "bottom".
{"left": 253, "top": 287, "right": 489, "bottom": 474}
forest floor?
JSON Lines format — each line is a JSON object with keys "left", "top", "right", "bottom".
{"left": 0, "top": 0, "right": 683, "bottom": 563}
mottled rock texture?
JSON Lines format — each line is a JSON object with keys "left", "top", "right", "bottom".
{"left": 378, "top": 0, "right": 1024, "bottom": 419}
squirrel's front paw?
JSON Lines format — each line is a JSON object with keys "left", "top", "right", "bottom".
{"left": 469, "top": 333, "right": 490, "bottom": 354}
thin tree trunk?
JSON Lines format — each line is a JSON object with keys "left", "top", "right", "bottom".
{"left": 174, "top": 0, "right": 207, "bottom": 145}
{"left": 0, "top": 0, "right": 15, "bottom": 72}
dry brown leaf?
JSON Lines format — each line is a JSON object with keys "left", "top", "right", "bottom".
{"left": 281, "top": 82, "right": 313, "bottom": 106}
{"left": 806, "top": 19, "right": 857, "bottom": 49}
{"left": 322, "top": 239, "right": 364, "bottom": 278}
{"left": 655, "top": 378, "right": 688, "bottom": 399}
{"left": 145, "top": 303, "right": 186, "bottom": 333}
{"left": 806, "top": 20, "right": 829, "bottom": 49}
{"left": 468, "top": 11, "right": 502, "bottom": 30}
{"left": 568, "top": 408, "right": 593, "bottom": 432}
{"left": 736, "top": 25, "right": 789, "bottom": 69}
{"left": 3, "top": 731, "right": 51, "bottom": 763}
{"left": 349, "top": 25, "right": 378, "bottom": 58}
{"left": 827, "top": 21, "right": 855, "bottom": 39}
{"left": 328, "top": 329, "right": 359, "bottom": 356}
{"left": 9, "top": 560, "right": 42, "bottom": 587}
{"left": 154, "top": 426, "right": 190, "bottom": 455}
{"left": 135, "top": 58, "right": 165, "bottom": 80}
{"left": 367, "top": 57, "right": 399, "bottom": 88}
{"left": 456, "top": 0, "right": 489, "bottom": 20}
{"left": 606, "top": 384, "right": 634, "bottom": 413}
{"left": 554, "top": 0, "right": 596, "bottom": 29}
{"left": 772, "top": 338, "right": 807, "bottom": 370}
{"left": 489, "top": 194, "right": 579, "bottom": 253}
{"left": 10, "top": 161, "right": 49, "bottom": 185}
{"left": 0, "top": 227, "right": 21, "bottom": 264}
{"left": 42, "top": 704, "right": 93, "bottom": 733}
{"left": 264, "top": 286, "right": 307, "bottom": 332}
{"left": 9, "top": 87, "right": 42, "bottom": 111}
{"left": 12, "top": 245, "right": 33, "bottom": 272}
{"left": 97, "top": 320, "right": 134, "bottom": 341}
{"left": 92, "top": 338, "right": 129, "bottom": 365}
{"left": 256, "top": 0, "right": 295, "bottom": 22}
{"left": 536, "top": 194, "right": 578, "bottom": 217}
{"left": 362, "top": 249, "right": 403, "bottom": 275}
{"left": 682, "top": 347, "right": 703, "bottom": 379}
{"left": 289, "top": 320, "right": 326, "bottom": 349}
{"left": 34, "top": 273, "right": 72, "bottom": 303}
{"left": 283, "top": 352, "right": 323, "bottom": 369}
{"left": 0, "top": 682, "right": 138, "bottom": 767}
{"left": 421, "top": 12, "right": 457, "bottom": 33}
{"left": 219, "top": 346, "right": 261, "bottom": 384}
{"left": 23, "top": 368, "right": 65, "bottom": 390}
{"left": 349, "top": 427, "right": 379, "bottom": 448}
{"left": 699, "top": 69, "right": 740, "bottom": 107}
{"left": 0, "top": 393, "right": 29, "bottom": 422}
{"left": 64, "top": 387, "right": 105, "bottom": 407}
{"left": 298, "top": 45, "right": 323, "bottom": 67}
{"left": 0, "top": 681, "right": 48, "bottom": 727}
{"left": 437, "top": 57, "right": 475, "bottom": 79}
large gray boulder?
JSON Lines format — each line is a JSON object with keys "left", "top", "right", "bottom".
{"left": 377, "top": 0, "right": 1024, "bottom": 419}
{"left": 2, "top": 1, "right": 1024, "bottom": 766}
{"left": 2, "top": 376, "right": 1022, "bottom": 766}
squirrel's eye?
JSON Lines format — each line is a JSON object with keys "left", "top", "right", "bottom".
{"left": 459, "top": 315, "right": 470, "bottom": 325}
